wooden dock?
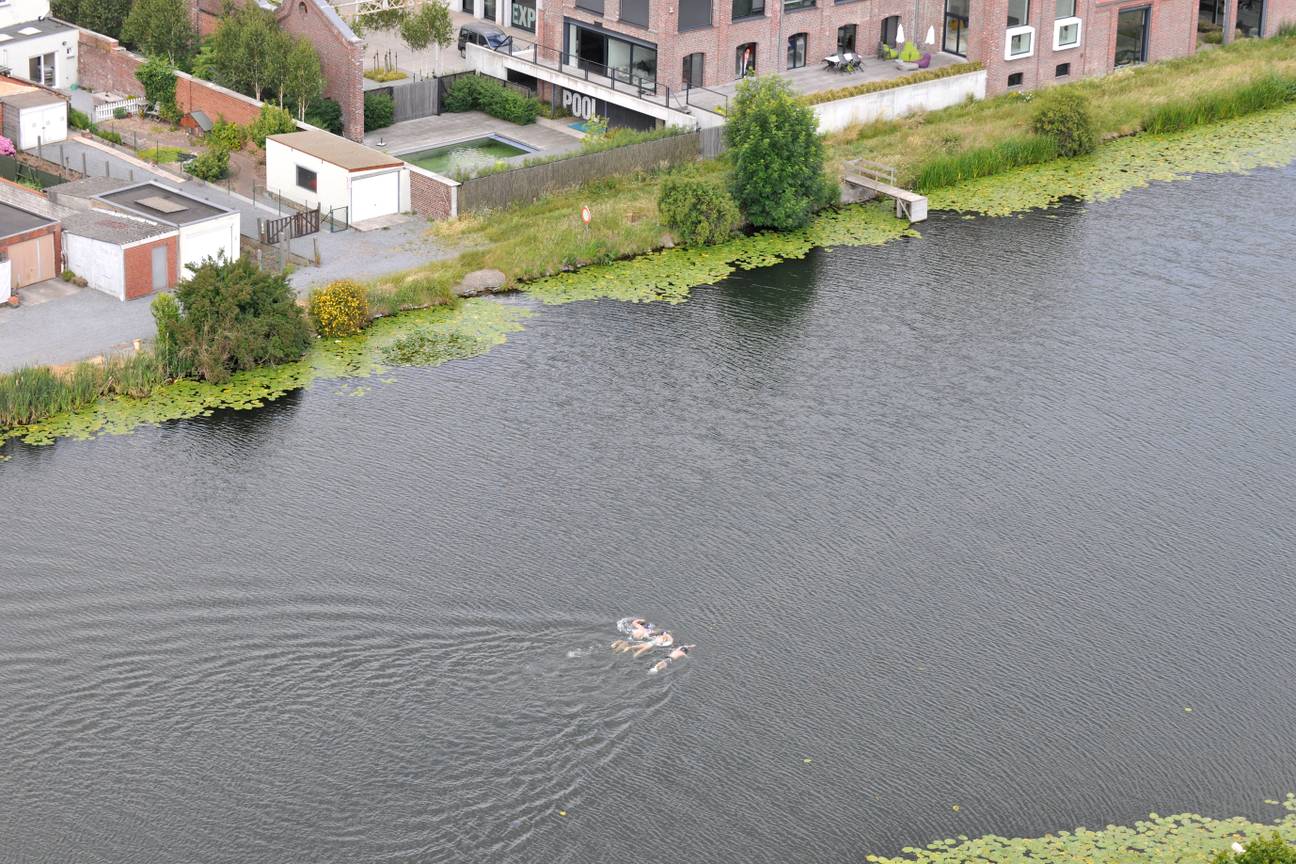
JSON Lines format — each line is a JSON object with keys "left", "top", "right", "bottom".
{"left": 843, "top": 160, "right": 927, "bottom": 223}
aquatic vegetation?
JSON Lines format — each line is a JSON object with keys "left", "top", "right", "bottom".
{"left": 380, "top": 330, "right": 486, "bottom": 366}
{"left": 1, "top": 300, "right": 529, "bottom": 447}
{"left": 928, "top": 104, "right": 1296, "bottom": 216}
{"left": 867, "top": 796, "right": 1296, "bottom": 864}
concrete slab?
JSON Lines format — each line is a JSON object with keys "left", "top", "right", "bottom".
{"left": 18, "top": 279, "right": 81, "bottom": 306}
{"left": 352, "top": 213, "right": 412, "bottom": 232}
{"left": 0, "top": 284, "right": 157, "bottom": 371}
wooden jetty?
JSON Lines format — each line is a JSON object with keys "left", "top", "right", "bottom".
{"left": 842, "top": 159, "right": 927, "bottom": 223}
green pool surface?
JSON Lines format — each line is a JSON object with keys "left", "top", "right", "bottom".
{"left": 402, "top": 137, "right": 531, "bottom": 176}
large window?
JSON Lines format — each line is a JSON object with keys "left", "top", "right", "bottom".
{"left": 1237, "top": 0, "right": 1265, "bottom": 36}
{"left": 787, "top": 32, "right": 808, "bottom": 67}
{"left": 881, "top": 15, "right": 901, "bottom": 47}
{"left": 837, "top": 24, "right": 857, "bottom": 52}
{"left": 566, "top": 22, "right": 658, "bottom": 85}
{"left": 732, "top": 0, "right": 764, "bottom": 17}
{"left": 483, "top": 0, "right": 497, "bottom": 20}
{"left": 28, "top": 53, "right": 54, "bottom": 87}
{"left": 1115, "top": 6, "right": 1149, "bottom": 65}
{"left": 944, "top": 0, "right": 969, "bottom": 55}
{"left": 575, "top": 0, "right": 604, "bottom": 15}
{"left": 296, "top": 166, "right": 317, "bottom": 192}
{"left": 736, "top": 42, "right": 757, "bottom": 76}
{"left": 678, "top": 0, "right": 711, "bottom": 30}
{"left": 784, "top": 0, "right": 815, "bottom": 11}
{"left": 1005, "top": 26, "right": 1034, "bottom": 57}
{"left": 683, "top": 52, "right": 704, "bottom": 88}
{"left": 1007, "top": 0, "right": 1028, "bottom": 25}
{"left": 1056, "top": 0, "right": 1075, "bottom": 16}
{"left": 621, "top": 0, "right": 649, "bottom": 24}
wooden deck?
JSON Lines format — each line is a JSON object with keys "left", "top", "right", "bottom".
{"left": 843, "top": 159, "right": 927, "bottom": 222}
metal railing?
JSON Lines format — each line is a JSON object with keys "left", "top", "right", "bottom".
{"left": 495, "top": 36, "right": 671, "bottom": 106}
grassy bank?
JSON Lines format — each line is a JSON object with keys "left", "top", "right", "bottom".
{"left": 868, "top": 796, "right": 1295, "bottom": 864}
{"left": 0, "top": 354, "right": 166, "bottom": 428}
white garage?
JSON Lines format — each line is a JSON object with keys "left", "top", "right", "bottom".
{"left": 92, "top": 182, "right": 240, "bottom": 276}
{"left": 1, "top": 88, "right": 68, "bottom": 150}
{"left": 265, "top": 130, "right": 408, "bottom": 225}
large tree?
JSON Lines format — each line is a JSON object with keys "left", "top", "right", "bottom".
{"left": 122, "top": 0, "right": 196, "bottom": 64}
{"left": 281, "top": 37, "right": 323, "bottom": 120}
{"left": 725, "top": 75, "right": 837, "bottom": 230}
{"left": 399, "top": 1, "right": 454, "bottom": 76}
{"left": 53, "top": 0, "right": 134, "bottom": 39}
{"left": 210, "top": 4, "right": 284, "bottom": 101}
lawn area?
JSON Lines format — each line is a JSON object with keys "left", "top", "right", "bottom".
{"left": 135, "top": 145, "right": 186, "bottom": 164}
{"left": 823, "top": 33, "right": 1296, "bottom": 185}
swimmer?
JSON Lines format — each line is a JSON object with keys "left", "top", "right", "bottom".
{"left": 648, "top": 657, "right": 670, "bottom": 674}
{"left": 668, "top": 644, "right": 694, "bottom": 661}
{"left": 610, "top": 639, "right": 634, "bottom": 653}
{"left": 631, "top": 631, "right": 673, "bottom": 657}
{"left": 629, "top": 619, "right": 658, "bottom": 640}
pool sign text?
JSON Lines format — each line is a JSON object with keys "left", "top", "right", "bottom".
{"left": 561, "top": 90, "right": 600, "bottom": 121}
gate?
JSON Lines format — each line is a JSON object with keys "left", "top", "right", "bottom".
{"left": 259, "top": 207, "right": 320, "bottom": 246}
{"left": 392, "top": 78, "right": 437, "bottom": 123}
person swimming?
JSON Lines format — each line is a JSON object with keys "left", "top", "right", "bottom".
{"left": 631, "top": 631, "right": 673, "bottom": 657}
{"left": 648, "top": 645, "right": 694, "bottom": 673}
{"left": 610, "top": 639, "right": 634, "bottom": 653}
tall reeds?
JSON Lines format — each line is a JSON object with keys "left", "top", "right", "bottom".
{"left": 1142, "top": 72, "right": 1296, "bottom": 134}
{"left": 913, "top": 135, "right": 1059, "bottom": 192}
{"left": 0, "top": 353, "right": 166, "bottom": 428}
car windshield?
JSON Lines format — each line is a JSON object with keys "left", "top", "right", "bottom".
{"left": 486, "top": 33, "right": 507, "bottom": 46}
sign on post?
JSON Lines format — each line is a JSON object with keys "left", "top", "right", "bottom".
{"left": 581, "top": 205, "right": 591, "bottom": 227}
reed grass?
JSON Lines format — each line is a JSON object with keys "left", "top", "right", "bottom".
{"left": 0, "top": 353, "right": 166, "bottom": 427}
{"left": 914, "top": 134, "right": 1059, "bottom": 191}
{"left": 1142, "top": 71, "right": 1296, "bottom": 133}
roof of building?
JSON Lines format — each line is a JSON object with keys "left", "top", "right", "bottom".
{"left": 0, "top": 78, "right": 35, "bottom": 98}
{"left": 96, "top": 183, "right": 232, "bottom": 227}
{"left": 0, "top": 17, "right": 75, "bottom": 46}
{"left": 188, "top": 110, "right": 213, "bottom": 132}
{"left": 268, "top": 130, "right": 404, "bottom": 172}
{"left": 47, "top": 176, "right": 131, "bottom": 203}
{"left": 0, "top": 89, "right": 65, "bottom": 110}
{"left": 61, "top": 209, "right": 176, "bottom": 245}
{"left": 0, "top": 200, "right": 54, "bottom": 240}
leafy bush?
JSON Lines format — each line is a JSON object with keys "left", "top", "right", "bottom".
{"left": 308, "top": 279, "right": 370, "bottom": 338}
{"left": 304, "top": 96, "right": 344, "bottom": 134}
{"left": 69, "top": 108, "right": 91, "bottom": 130}
{"left": 579, "top": 125, "right": 687, "bottom": 155}
{"left": 113, "top": 107, "right": 130, "bottom": 120}
{"left": 1031, "top": 88, "right": 1097, "bottom": 157}
{"left": 185, "top": 148, "right": 229, "bottom": 181}
{"left": 0, "top": 354, "right": 166, "bottom": 428}
{"left": 151, "top": 257, "right": 312, "bottom": 384}
{"left": 444, "top": 75, "right": 540, "bottom": 125}
{"left": 658, "top": 172, "right": 742, "bottom": 247}
{"left": 249, "top": 104, "right": 297, "bottom": 148}
{"left": 364, "top": 68, "right": 408, "bottom": 82}
{"left": 135, "top": 54, "right": 179, "bottom": 122}
{"left": 1213, "top": 833, "right": 1296, "bottom": 864}
{"left": 89, "top": 125, "right": 124, "bottom": 145}
{"left": 803, "top": 62, "right": 983, "bottom": 105}
{"left": 364, "top": 91, "right": 396, "bottom": 131}
{"left": 913, "top": 134, "right": 1058, "bottom": 191}
{"left": 1143, "top": 72, "right": 1296, "bottom": 133}
{"left": 726, "top": 75, "right": 837, "bottom": 230}
{"left": 207, "top": 119, "right": 247, "bottom": 152}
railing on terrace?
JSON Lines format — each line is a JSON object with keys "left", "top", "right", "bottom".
{"left": 496, "top": 36, "right": 687, "bottom": 112}
{"left": 683, "top": 83, "right": 729, "bottom": 116}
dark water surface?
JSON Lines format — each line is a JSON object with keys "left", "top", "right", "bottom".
{"left": 4, "top": 166, "right": 1296, "bottom": 863}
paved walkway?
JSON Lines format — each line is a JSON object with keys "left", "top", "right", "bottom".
{"left": 0, "top": 282, "right": 158, "bottom": 371}
{"left": 364, "top": 110, "right": 581, "bottom": 158}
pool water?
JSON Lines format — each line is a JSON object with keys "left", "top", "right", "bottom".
{"left": 401, "top": 136, "right": 531, "bottom": 177}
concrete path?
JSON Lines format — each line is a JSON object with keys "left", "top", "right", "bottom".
{"left": 365, "top": 110, "right": 581, "bottom": 158}
{"left": 0, "top": 282, "right": 157, "bottom": 371}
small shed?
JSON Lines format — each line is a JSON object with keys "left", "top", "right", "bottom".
{"left": 92, "top": 182, "right": 240, "bottom": 276}
{"left": 0, "top": 89, "right": 68, "bottom": 150}
{"left": 0, "top": 199, "right": 59, "bottom": 290}
{"left": 181, "top": 110, "right": 213, "bottom": 133}
{"left": 62, "top": 210, "right": 179, "bottom": 301}
{"left": 265, "top": 130, "right": 408, "bottom": 223}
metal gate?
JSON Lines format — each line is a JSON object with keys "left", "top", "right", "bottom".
{"left": 259, "top": 207, "right": 320, "bottom": 246}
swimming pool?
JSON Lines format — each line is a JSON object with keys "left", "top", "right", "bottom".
{"left": 400, "top": 135, "right": 534, "bottom": 177}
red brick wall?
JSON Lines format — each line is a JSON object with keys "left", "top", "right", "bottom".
{"left": 174, "top": 73, "right": 263, "bottom": 126}
{"left": 276, "top": 0, "right": 365, "bottom": 142}
{"left": 410, "top": 170, "right": 456, "bottom": 219}
{"left": 123, "top": 235, "right": 179, "bottom": 301}
{"left": 75, "top": 28, "right": 147, "bottom": 97}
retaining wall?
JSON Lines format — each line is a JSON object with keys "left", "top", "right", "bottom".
{"left": 811, "top": 70, "right": 988, "bottom": 134}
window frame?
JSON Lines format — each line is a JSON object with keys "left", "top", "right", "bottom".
{"left": 1007, "top": 0, "right": 1029, "bottom": 26}
{"left": 1055, "top": 61, "right": 1071, "bottom": 76}
{"left": 1007, "top": 71, "right": 1024, "bottom": 86}
{"left": 1004, "top": 24, "right": 1035, "bottom": 59}
{"left": 731, "top": 0, "right": 764, "bottom": 18}
{"left": 1053, "top": 16, "right": 1082, "bottom": 48}
{"left": 735, "top": 41, "right": 757, "bottom": 76}
{"left": 786, "top": 32, "right": 808, "bottom": 68}
{"left": 837, "top": 23, "right": 857, "bottom": 52}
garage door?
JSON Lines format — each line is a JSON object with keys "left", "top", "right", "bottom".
{"left": 8, "top": 233, "right": 55, "bottom": 289}
{"left": 350, "top": 172, "right": 400, "bottom": 224}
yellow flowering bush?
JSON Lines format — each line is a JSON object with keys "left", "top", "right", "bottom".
{"left": 308, "top": 280, "right": 370, "bottom": 338}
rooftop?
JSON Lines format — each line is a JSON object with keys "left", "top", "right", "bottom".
{"left": 0, "top": 89, "right": 65, "bottom": 109}
{"left": 61, "top": 209, "right": 176, "bottom": 245}
{"left": 97, "top": 183, "right": 231, "bottom": 226}
{"left": 268, "top": 130, "right": 404, "bottom": 172}
{"left": 0, "top": 200, "right": 53, "bottom": 240}
{"left": 0, "top": 17, "right": 75, "bottom": 45}
{"left": 47, "top": 176, "right": 131, "bottom": 203}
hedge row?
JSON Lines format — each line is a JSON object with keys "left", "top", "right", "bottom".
{"left": 801, "top": 62, "right": 985, "bottom": 107}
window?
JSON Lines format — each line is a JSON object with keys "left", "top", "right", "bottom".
{"left": 296, "top": 166, "right": 317, "bottom": 192}
{"left": 882, "top": 15, "right": 901, "bottom": 48}
{"left": 837, "top": 24, "right": 857, "bottom": 52}
{"left": 732, "top": 0, "right": 763, "bottom": 18}
{"left": 1056, "top": 0, "right": 1075, "bottom": 16}
{"left": 575, "top": 0, "right": 604, "bottom": 15}
{"left": 1054, "top": 16, "right": 1081, "bottom": 47}
{"left": 1007, "top": 0, "right": 1028, "bottom": 25}
{"left": 678, "top": 0, "right": 711, "bottom": 30}
{"left": 28, "top": 52, "right": 54, "bottom": 86}
{"left": 483, "top": 0, "right": 496, "bottom": 20}
{"left": 1115, "top": 6, "right": 1149, "bottom": 65}
{"left": 784, "top": 0, "right": 815, "bottom": 11}
{"left": 1005, "top": 25, "right": 1034, "bottom": 57}
{"left": 1007, "top": 72, "right": 1024, "bottom": 86}
{"left": 943, "top": 0, "right": 969, "bottom": 55}
{"left": 1055, "top": 61, "right": 1070, "bottom": 76}
{"left": 622, "top": 0, "right": 649, "bottom": 24}
{"left": 683, "top": 52, "right": 704, "bottom": 87}
{"left": 787, "top": 32, "right": 808, "bottom": 68}
{"left": 736, "top": 42, "right": 757, "bottom": 76}
{"left": 565, "top": 22, "right": 658, "bottom": 85}
{"left": 1236, "top": 0, "right": 1264, "bottom": 36}
{"left": 462, "top": 0, "right": 473, "bottom": 11}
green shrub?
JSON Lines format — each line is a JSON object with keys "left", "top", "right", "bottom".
{"left": 364, "top": 68, "right": 407, "bottom": 82}
{"left": 1143, "top": 72, "right": 1296, "bottom": 133}
{"left": 726, "top": 75, "right": 837, "bottom": 230}
{"left": 151, "top": 257, "right": 312, "bottom": 384}
{"left": 658, "top": 172, "right": 742, "bottom": 247}
{"left": 113, "top": 107, "right": 129, "bottom": 120}
{"left": 90, "top": 125, "right": 124, "bottom": 145}
{"left": 207, "top": 119, "right": 247, "bottom": 152}
{"left": 1212, "top": 833, "right": 1296, "bottom": 864}
{"left": 444, "top": 75, "right": 540, "bottom": 125}
{"left": 185, "top": 148, "right": 229, "bottom": 181}
{"left": 913, "top": 134, "right": 1058, "bottom": 191}
{"left": 1031, "top": 88, "right": 1097, "bottom": 157}
{"left": 69, "top": 108, "right": 91, "bottom": 130}
{"left": 308, "top": 279, "right": 370, "bottom": 337}
{"left": 0, "top": 353, "right": 167, "bottom": 428}
{"left": 803, "top": 62, "right": 984, "bottom": 106}
{"left": 364, "top": 91, "right": 396, "bottom": 131}
{"left": 1200, "top": 28, "right": 1224, "bottom": 43}
{"left": 135, "top": 54, "right": 179, "bottom": 123}
{"left": 304, "top": 96, "right": 344, "bottom": 135}
{"left": 249, "top": 104, "right": 297, "bottom": 148}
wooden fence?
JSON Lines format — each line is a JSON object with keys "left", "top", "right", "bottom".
{"left": 457, "top": 130, "right": 723, "bottom": 213}
{"left": 391, "top": 78, "right": 436, "bottom": 123}
{"left": 259, "top": 207, "right": 320, "bottom": 246}
{"left": 92, "top": 97, "right": 146, "bottom": 122}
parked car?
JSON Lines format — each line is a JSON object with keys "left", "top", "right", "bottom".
{"left": 458, "top": 22, "right": 509, "bottom": 56}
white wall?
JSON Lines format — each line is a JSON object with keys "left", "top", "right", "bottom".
{"left": 265, "top": 139, "right": 351, "bottom": 214}
{"left": 0, "top": 0, "right": 51, "bottom": 30}
{"left": 0, "top": 257, "right": 10, "bottom": 303}
{"left": 66, "top": 233, "right": 125, "bottom": 301}
{"left": 0, "top": 29, "right": 79, "bottom": 90}
{"left": 812, "top": 70, "right": 987, "bottom": 134}
{"left": 178, "top": 213, "right": 240, "bottom": 276}
{"left": 15, "top": 101, "right": 66, "bottom": 150}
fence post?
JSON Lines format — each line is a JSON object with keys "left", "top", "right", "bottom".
{"left": 313, "top": 237, "right": 320, "bottom": 266}
{"left": 82, "top": 152, "right": 87, "bottom": 175}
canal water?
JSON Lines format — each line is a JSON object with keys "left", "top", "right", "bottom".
{"left": 3, "top": 165, "right": 1296, "bottom": 863}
